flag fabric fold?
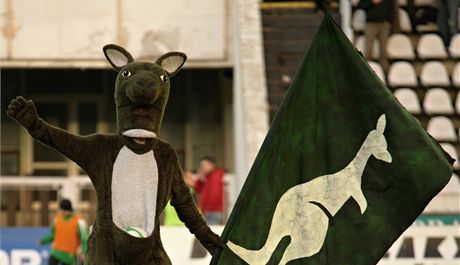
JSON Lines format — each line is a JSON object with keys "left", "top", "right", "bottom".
{"left": 211, "top": 12, "right": 453, "bottom": 265}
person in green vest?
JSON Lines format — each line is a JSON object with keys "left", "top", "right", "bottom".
{"left": 38, "top": 199, "right": 89, "bottom": 265}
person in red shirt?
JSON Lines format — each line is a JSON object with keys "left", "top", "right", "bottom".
{"left": 194, "top": 156, "right": 224, "bottom": 225}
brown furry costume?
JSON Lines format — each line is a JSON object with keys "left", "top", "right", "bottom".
{"left": 7, "top": 44, "right": 224, "bottom": 265}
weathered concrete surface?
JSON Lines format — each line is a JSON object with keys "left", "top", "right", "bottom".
{"left": 0, "top": 0, "right": 229, "bottom": 66}
{"left": 233, "top": 0, "right": 269, "bottom": 191}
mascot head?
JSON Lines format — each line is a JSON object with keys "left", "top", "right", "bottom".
{"left": 103, "top": 44, "right": 186, "bottom": 137}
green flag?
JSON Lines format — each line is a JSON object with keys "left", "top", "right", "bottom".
{"left": 211, "top": 13, "right": 453, "bottom": 265}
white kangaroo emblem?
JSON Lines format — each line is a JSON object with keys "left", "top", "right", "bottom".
{"left": 227, "top": 114, "right": 392, "bottom": 265}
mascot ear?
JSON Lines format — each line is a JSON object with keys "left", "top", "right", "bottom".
{"left": 156, "top": 52, "right": 187, "bottom": 77}
{"left": 376, "top": 114, "right": 386, "bottom": 134}
{"left": 103, "top": 44, "right": 134, "bottom": 71}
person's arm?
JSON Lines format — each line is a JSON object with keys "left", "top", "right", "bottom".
{"left": 194, "top": 177, "right": 206, "bottom": 193}
{"left": 38, "top": 223, "right": 55, "bottom": 245}
{"left": 7, "top": 96, "right": 101, "bottom": 173}
{"left": 77, "top": 219, "right": 89, "bottom": 254}
{"left": 167, "top": 144, "right": 225, "bottom": 255}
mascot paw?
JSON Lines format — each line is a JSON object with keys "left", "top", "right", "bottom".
{"left": 7, "top": 96, "right": 38, "bottom": 129}
{"left": 202, "top": 233, "right": 226, "bottom": 256}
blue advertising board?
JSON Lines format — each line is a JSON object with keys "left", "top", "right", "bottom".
{"left": 0, "top": 215, "right": 458, "bottom": 265}
{"left": 0, "top": 228, "right": 50, "bottom": 265}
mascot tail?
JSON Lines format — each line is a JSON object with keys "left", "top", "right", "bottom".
{"left": 227, "top": 227, "right": 284, "bottom": 265}
{"left": 227, "top": 241, "right": 268, "bottom": 265}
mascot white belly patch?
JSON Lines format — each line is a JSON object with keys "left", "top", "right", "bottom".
{"left": 112, "top": 146, "right": 158, "bottom": 236}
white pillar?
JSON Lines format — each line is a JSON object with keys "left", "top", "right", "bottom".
{"left": 60, "top": 176, "right": 80, "bottom": 208}
{"left": 232, "top": 0, "right": 269, "bottom": 196}
{"left": 340, "top": 0, "right": 354, "bottom": 40}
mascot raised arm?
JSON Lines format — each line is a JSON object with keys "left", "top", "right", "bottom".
{"left": 7, "top": 44, "right": 225, "bottom": 265}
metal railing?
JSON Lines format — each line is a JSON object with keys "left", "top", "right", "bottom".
{"left": 0, "top": 174, "right": 238, "bottom": 227}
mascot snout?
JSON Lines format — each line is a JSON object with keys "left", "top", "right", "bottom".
{"left": 126, "top": 76, "right": 160, "bottom": 106}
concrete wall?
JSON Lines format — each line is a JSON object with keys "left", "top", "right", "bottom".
{"left": 0, "top": 0, "right": 231, "bottom": 68}
{"left": 232, "top": 0, "right": 269, "bottom": 193}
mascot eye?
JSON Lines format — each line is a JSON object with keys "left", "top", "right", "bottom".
{"left": 160, "top": 74, "right": 169, "bottom": 83}
{"left": 121, "top": 70, "right": 131, "bottom": 78}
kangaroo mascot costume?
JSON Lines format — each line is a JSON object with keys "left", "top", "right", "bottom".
{"left": 7, "top": 44, "right": 225, "bottom": 265}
